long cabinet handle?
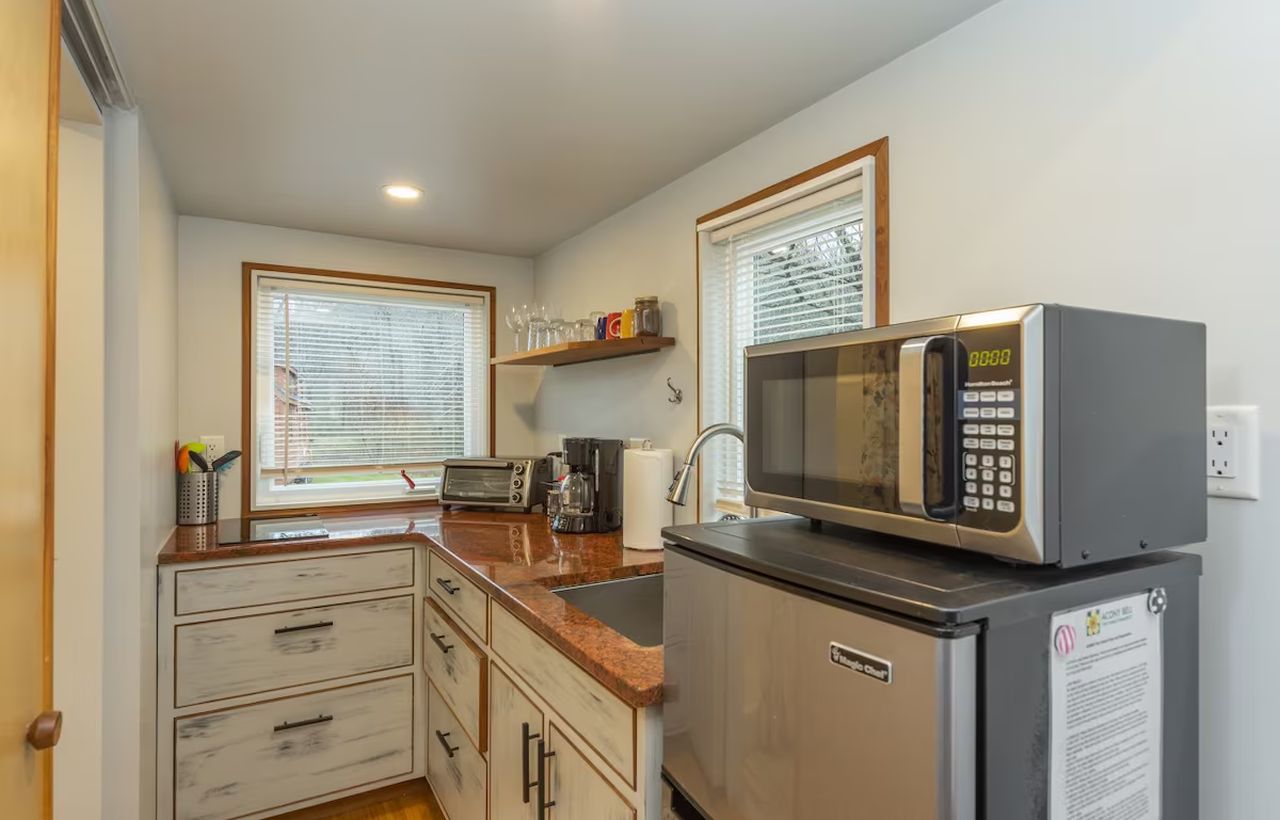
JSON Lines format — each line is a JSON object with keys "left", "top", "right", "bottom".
{"left": 273, "top": 714, "right": 332, "bottom": 732}
{"left": 436, "top": 730, "right": 459, "bottom": 758}
{"left": 274, "top": 620, "right": 334, "bottom": 635}
{"left": 430, "top": 632, "right": 455, "bottom": 654}
{"left": 521, "top": 722, "right": 542, "bottom": 804}
{"left": 536, "top": 739, "right": 556, "bottom": 819}
{"left": 435, "top": 577, "right": 460, "bottom": 595}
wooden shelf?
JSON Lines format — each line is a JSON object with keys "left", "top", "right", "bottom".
{"left": 491, "top": 336, "right": 675, "bottom": 367}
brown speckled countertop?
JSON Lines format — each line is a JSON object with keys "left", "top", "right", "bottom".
{"left": 158, "top": 508, "right": 665, "bottom": 706}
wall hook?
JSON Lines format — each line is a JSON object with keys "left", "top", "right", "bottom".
{"left": 666, "top": 377, "right": 683, "bottom": 405}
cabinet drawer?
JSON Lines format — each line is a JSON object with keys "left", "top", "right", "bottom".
{"left": 175, "top": 596, "right": 414, "bottom": 706}
{"left": 424, "top": 597, "right": 487, "bottom": 753}
{"left": 491, "top": 604, "right": 635, "bottom": 787}
{"left": 174, "top": 675, "right": 413, "bottom": 820}
{"left": 174, "top": 549, "right": 415, "bottom": 615}
{"left": 428, "top": 683, "right": 487, "bottom": 820}
{"left": 428, "top": 550, "right": 487, "bottom": 640}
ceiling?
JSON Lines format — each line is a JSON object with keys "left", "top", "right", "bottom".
{"left": 99, "top": 0, "right": 998, "bottom": 257}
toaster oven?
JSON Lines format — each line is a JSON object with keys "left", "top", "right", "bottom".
{"left": 439, "top": 457, "right": 550, "bottom": 511}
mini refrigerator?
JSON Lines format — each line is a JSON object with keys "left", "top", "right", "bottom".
{"left": 660, "top": 518, "right": 1200, "bottom": 820}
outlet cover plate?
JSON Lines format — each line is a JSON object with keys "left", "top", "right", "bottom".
{"left": 1207, "top": 405, "right": 1260, "bottom": 500}
{"left": 200, "top": 435, "right": 226, "bottom": 465}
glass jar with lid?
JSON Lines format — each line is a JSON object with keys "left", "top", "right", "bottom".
{"left": 634, "top": 296, "right": 661, "bottom": 337}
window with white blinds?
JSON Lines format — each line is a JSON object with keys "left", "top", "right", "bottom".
{"left": 250, "top": 270, "right": 490, "bottom": 511}
{"left": 698, "top": 157, "right": 877, "bottom": 520}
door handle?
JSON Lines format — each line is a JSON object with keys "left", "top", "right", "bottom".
{"left": 899, "top": 334, "right": 949, "bottom": 520}
{"left": 436, "top": 730, "right": 459, "bottom": 758}
{"left": 521, "top": 721, "right": 542, "bottom": 804}
{"left": 435, "top": 577, "right": 460, "bottom": 595}
{"left": 26, "top": 710, "right": 62, "bottom": 750}
{"left": 536, "top": 738, "right": 556, "bottom": 819}
{"left": 430, "top": 632, "right": 455, "bottom": 654}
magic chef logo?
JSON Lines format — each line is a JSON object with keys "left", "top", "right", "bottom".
{"left": 1086, "top": 602, "right": 1136, "bottom": 637}
{"left": 829, "top": 642, "right": 892, "bottom": 685}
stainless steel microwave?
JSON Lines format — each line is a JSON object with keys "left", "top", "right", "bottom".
{"left": 744, "top": 304, "right": 1206, "bottom": 566}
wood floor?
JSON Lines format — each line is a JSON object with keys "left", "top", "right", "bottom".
{"left": 274, "top": 779, "right": 445, "bottom": 820}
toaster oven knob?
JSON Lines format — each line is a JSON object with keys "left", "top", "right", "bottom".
{"left": 511, "top": 492, "right": 522, "bottom": 503}
{"left": 512, "top": 477, "right": 524, "bottom": 489}
{"left": 513, "top": 463, "right": 526, "bottom": 475}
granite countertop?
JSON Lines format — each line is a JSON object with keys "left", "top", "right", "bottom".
{"left": 158, "top": 507, "right": 665, "bottom": 707}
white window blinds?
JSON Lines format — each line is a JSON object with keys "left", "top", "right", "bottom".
{"left": 698, "top": 158, "right": 875, "bottom": 520}
{"left": 251, "top": 273, "right": 489, "bottom": 511}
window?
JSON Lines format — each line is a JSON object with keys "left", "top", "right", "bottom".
{"left": 244, "top": 265, "right": 492, "bottom": 514}
{"left": 697, "top": 140, "right": 888, "bottom": 520}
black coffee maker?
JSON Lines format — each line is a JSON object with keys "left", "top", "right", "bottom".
{"left": 551, "top": 438, "right": 624, "bottom": 533}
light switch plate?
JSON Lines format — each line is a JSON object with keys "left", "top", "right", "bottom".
{"left": 1207, "top": 406, "right": 1260, "bottom": 500}
{"left": 200, "top": 435, "right": 226, "bottom": 464}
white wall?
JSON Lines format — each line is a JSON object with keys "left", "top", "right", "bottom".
{"left": 532, "top": 0, "right": 1280, "bottom": 814}
{"left": 176, "top": 217, "right": 538, "bottom": 519}
{"left": 103, "top": 108, "right": 177, "bottom": 820}
{"left": 54, "top": 118, "right": 105, "bottom": 820}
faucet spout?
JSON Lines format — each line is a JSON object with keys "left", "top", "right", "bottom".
{"left": 667, "top": 423, "right": 757, "bottom": 517}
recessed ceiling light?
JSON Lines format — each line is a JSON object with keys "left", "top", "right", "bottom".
{"left": 382, "top": 184, "right": 423, "bottom": 201}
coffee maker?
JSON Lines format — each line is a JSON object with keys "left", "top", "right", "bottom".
{"left": 551, "top": 438, "right": 624, "bottom": 534}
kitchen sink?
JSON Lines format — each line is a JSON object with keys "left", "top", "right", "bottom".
{"left": 551, "top": 573, "right": 663, "bottom": 647}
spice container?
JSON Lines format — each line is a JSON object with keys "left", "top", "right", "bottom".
{"left": 634, "top": 296, "right": 661, "bottom": 336}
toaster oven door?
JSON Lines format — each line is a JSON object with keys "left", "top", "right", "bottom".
{"left": 441, "top": 464, "right": 513, "bottom": 503}
{"left": 744, "top": 319, "right": 960, "bottom": 542}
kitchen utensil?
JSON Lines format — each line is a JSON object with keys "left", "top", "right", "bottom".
{"left": 188, "top": 451, "right": 210, "bottom": 472}
{"left": 176, "top": 445, "right": 190, "bottom": 474}
{"left": 211, "top": 450, "right": 242, "bottom": 472}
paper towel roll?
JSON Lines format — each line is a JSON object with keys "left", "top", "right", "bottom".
{"left": 623, "top": 445, "right": 673, "bottom": 551}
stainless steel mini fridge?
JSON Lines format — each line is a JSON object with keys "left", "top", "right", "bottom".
{"left": 661, "top": 518, "right": 1200, "bottom": 820}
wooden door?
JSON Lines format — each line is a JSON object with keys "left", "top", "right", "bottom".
{"left": 547, "top": 723, "right": 633, "bottom": 820}
{"left": 489, "top": 664, "right": 542, "bottom": 820}
{"left": 0, "top": 0, "right": 61, "bottom": 816}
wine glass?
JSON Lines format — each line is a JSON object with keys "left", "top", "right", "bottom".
{"left": 506, "top": 304, "right": 528, "bottom": 352}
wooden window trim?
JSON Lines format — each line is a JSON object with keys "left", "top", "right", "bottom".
{"left": 240, "top": 262, "right": 497, "bottom": 520}
{"left": 694, "top": 137, "right": 890, "bottom": 520}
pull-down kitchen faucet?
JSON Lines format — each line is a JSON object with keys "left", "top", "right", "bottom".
{"left": 666, "top": 423, "right": 758, "bottom": 518}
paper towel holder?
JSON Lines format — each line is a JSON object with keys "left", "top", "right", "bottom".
{"left": 666, "top": 377, "right": 683, "bottom": 404}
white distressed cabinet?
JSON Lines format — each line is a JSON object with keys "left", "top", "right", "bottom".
{"left": 422, "top": 547, "right": 664, "bottom": 820}
{"left": 157, "top": 544, "right": 426, "bottom": 820}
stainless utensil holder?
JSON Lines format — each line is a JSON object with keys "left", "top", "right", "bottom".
{"left": 177, "top": 471, "right": 219, "bottom": 525}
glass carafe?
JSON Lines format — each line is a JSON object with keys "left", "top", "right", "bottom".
{"left": 558, "top": 470, "right": 596, "bottom": 516}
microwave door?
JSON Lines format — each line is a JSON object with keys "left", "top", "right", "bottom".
{"left": 898, "top": 335, "right": 959, "bottom": 522}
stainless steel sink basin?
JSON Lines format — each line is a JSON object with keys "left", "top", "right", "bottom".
{"left": 551, "top": 574, "right": 663, "bottom": 647}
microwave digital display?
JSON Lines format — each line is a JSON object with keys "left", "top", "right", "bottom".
{"left": 967, "top": 348, "right": 1012, "bottom": 368}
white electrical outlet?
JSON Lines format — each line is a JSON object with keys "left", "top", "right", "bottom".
{"left": 200, "top": 435, "right": 226, "bottom": 464}
{"left": 1207, "top": 406, "right": 1260, "bottom": 500}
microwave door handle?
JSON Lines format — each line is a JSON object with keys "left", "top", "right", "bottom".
{"left": 899, "top": 335, "right": 945, "bottom": 520}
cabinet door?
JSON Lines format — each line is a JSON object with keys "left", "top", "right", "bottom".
{"left": 490, "top": 665, "right": 542, "bottom": 820}
{"left": 546, "top": 723, "right": 634, "bottom": 820}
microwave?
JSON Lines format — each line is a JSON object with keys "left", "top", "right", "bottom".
{"left": 744, "top": 304, "right": 1206, "bottom": 566}
{"left": 439, "top": 457, "right": 550, "bottom": 511}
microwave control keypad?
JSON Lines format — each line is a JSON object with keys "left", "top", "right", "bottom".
{"left": 960, "top": 389, "right": 1019, "bottom": 525}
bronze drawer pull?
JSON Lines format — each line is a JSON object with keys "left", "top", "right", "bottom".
{"left": 430, "top": 632, "right": 455, "bottom": 653}
{"left": 274, "top": 620, "right": 334, "bottom": 635}
{"left": 435, "top": 730, "right": 459, "bottom": 758}
{"left": 273, "top": 714, "right": 333, "bottom": 732}
{"left": 435, "top": 577, "right": 461, "bottom": 595}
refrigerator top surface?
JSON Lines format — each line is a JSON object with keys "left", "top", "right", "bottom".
{"left": 662, "top": 518, "right": 1201, "bottom": 626}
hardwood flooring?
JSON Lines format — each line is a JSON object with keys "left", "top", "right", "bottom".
{"left": 274, "top": 779, "right": 445, "bottom": 820}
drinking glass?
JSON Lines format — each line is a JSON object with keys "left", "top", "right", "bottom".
{"left": 506, "top": 305, "right": 528, "bottom": 352}
{"left": 527, "top": 318, "right": 548, "bottom": 350}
